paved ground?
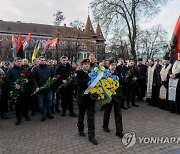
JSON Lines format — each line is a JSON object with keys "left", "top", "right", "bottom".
{"left": 0, "top": 101, "right": 180, "bottom": 154}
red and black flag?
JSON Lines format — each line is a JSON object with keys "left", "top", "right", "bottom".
{"left": 42, "top": 37, "right": 58, "bottom": 54}
{"left": 167, "top": 16, "right": 180, "bottom": 63}
{"left": 17, "top": 34, "right": 24, "bottom": 58}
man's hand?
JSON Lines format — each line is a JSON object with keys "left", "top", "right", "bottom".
{"left": 36, "top": 87, "right": 40, "bottom": 92}
{"left": 15, "top": 84, "right": 20, "bottom": 89}
{"left": 132, "top": 77, "right": 137, "bottom": 81}
{"left": 125, "top": 75, "right": 129, "bottom": 78}
{"left": 62, "top": 80, "right": 67, "bottom": 84}
{"left": 169, "top": 74, "right": 176, "bottom": 79}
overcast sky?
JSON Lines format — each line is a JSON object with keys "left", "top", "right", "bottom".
{"left": 0, "top": 0, "right": 179, "bottom": 39}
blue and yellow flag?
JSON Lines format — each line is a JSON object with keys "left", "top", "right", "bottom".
{"left": 32, "top": 39, "right": 40, "bottom": 60}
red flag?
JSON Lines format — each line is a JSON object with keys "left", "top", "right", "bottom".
{"left": 23, "top": 33, "right": 31, "bottom": 51}
{"left": 17, "top": 34, "right": 24, "bottom": 58}
{"left": 168, "top": 16, "right": 180, "bottom": 62}
{"left": 51, "top": 37, "right": 58, "bottom": 46}
{"left": 26, "top": 33, "right": 31, "bottom": 41}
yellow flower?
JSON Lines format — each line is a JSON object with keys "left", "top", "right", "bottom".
{"left": 96, "top": 81, "right": 101, "bottom": 87}
{"left": 101, "top": 95, "right": 105, "bottom": 99}
{"left": 113, "top": 91, "right": 117, "bottom": 95}
{"left": 90, "top": 88, "right": 97, "bottom": 94}
{"left": 107, "top": 77, "right": 113, "bottom": 82}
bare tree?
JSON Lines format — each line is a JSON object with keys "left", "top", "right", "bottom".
{"left": 53, "top": 10, "right": 65, "bottom": 26}
{"left": 70, "top": 19, "right": 85, "bottom": 63}
{"left": 108, "top": 28, "right": 129, "bottom": 60}
{"left": 137, "top": 25, "right": 168, "bottom": 60}
{"left": 90, "top": 0, "right": 169, "bottom": 61}
{"left": 70, "top": 19, "right": 85, "bottom": 30}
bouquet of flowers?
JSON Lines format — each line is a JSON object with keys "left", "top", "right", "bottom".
{"left": 55, "top": 73, "right": 76, "bottom": 92}
{"left": 86, "top": 66, "right": 120, "bottom": 107}
{"left": 125, "top": 70, "right": 132, "bottom": 79}
{"left": 10, "top": 70, "right": 30, "bottom": 103}
{"left": 31, "top": 75, "right": 61, "bottom": 96}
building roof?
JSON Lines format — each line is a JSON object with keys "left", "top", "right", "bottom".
{"left": 96, "top": 24, "right": 105, "bottom": 40}
{"left": 84, "top": 15, "right": 96, "bottom": 37}
{"left": 0, "top": 20, "right": 87, "bottom": 38}
{"left": 0, "top": 17, "right": 105, "bottom": 41}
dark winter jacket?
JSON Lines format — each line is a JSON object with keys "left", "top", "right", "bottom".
{"left": 76, "top": 69, "right": 94, "bottom": 104}
{"left": 31, "top": 64, "right": 54, "bottom": 89}
{"left": 6, "top": 65, "right": 22, "bottom": 86}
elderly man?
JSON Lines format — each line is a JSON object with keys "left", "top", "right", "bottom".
{"left": 22, "top": 58, "right": 29, "bottom": 69}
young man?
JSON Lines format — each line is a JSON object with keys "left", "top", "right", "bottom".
{"left": 6, "top": 57, "right": 30, "bottom": 125}
{"left": 126, "top": 59, "right": 139, "bottom": 107}
{"left": 116, "top": 57, "right": 128, "bottom": 109}
{"left": 55, "top": 56, "right": 77, "bottom": 117}
{"left": 135, "top": 58, "right": 147, "bottom": 101}
{"left": 76, "top": 59, "right": 98, "bottom": 145}
{"left": 103, "top": 59, "right": 124, "bottom": 138}
{"left": 31, "top": 56, "right": 54, "bottom": 121}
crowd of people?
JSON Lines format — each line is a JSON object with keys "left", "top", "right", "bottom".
{"left": 0, "top": 52, "right": 180, "bottom": 145}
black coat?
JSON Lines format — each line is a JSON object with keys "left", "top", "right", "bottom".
{"left": 76, "top": 69, "right": 94, "bottom": 104}
{"left": 135, "top": 64, "right": 147, "bottom": 83}
{"left": 126, "top": 66, "right": 140, "bottom": 85}
{"left": 152, "top": 64, "right": 162, "bottom": 87}
{"left": 116, "top": 65, "right": 128, "bottom": 85}
{"left": 31, "top": 64, "right": 54, "bottom": 89}
{"left": 55, "top": 63, "right": 72, "bottom": 80}
{"left": 6, "top": 65, "right": 22, "bottom": 87}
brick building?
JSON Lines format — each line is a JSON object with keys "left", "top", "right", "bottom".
{"left": 0, "top": 15, "right": 106, "bottom": 62}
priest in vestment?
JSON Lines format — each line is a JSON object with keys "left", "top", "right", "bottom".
{"left": 159, "top": 56, "right": 172, "bottom": 110}
{"left": 146, "top": 58, "right": 161, "bottom": 107}
{"left": 168, "top": 51, "right": 180, "bottom": 114}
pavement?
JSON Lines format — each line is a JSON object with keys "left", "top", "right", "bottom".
{"left": 0, "top": 101, "right": 180, "bottom": 154}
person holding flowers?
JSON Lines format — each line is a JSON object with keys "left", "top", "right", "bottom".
{"left": 6, "top": 57, "right": 30, "bottom": 125}
{"left": 76, "top": 58, "right": 98, "bottom": 145}
{"left": 126, "top": 58, "right": 139, "bottom": 108}
{"left": 102, "top": 59, "right": 124, "bottom": 138}
{"left": 55, "top": 56, "right": 77, "bottom": 117}
{"left": 31, "top": 56, "right": 55, "bottom": 121}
